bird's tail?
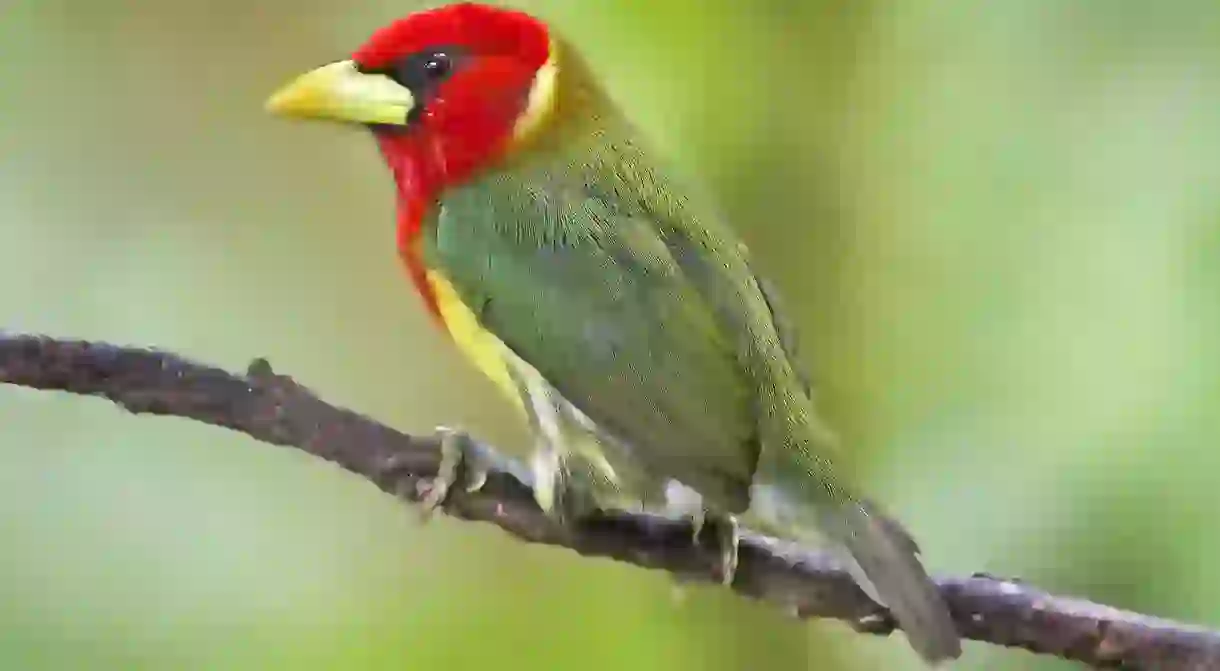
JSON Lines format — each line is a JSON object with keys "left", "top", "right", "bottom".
{"left": 828, "top": 500, "right": 961, "bottom": 664}
{"left": 752, "top": 402, "right": 961, "bottom": 665}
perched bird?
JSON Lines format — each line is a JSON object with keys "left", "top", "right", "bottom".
{"left": 266, "top": 3, "right": 960, "bottom": 663}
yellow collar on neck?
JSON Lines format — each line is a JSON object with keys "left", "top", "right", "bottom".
{"left": 509, "top": 38, "right": 561, "bottom": 149}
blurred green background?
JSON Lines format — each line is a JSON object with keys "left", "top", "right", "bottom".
{"left": 2, "top": 1, "right": 1219, "bottom": 669}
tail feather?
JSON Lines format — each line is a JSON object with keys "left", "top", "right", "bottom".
{"left": 829, "top": 502, "right": 962, "bottom": 664}
{"left": 740, "top": 327, "right": 960, "bottom": 662}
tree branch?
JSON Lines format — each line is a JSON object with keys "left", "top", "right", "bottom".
{"left": 1, "top": 332, "right": 1217, "bottom": 670}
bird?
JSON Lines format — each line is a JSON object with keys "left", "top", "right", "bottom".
{"left": 264, "top": 3, "right": 961, "bottom": 663}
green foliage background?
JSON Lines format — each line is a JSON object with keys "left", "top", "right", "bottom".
{"left": 2, "top": 1, "right": 1219, "bottom": 668}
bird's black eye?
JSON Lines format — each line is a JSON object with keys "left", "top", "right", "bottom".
{"left": 384, "top": 46, "right": 466, "bottom": 97}
{"left": 422, "top": 53, "right": 452, "bottom": 80}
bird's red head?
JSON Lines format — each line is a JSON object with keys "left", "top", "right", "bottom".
{"left": 267, "top": 3, "right": 555, "bottom": 205}
{"left": 266, "top": 3, "right": 559, "bottom": 319}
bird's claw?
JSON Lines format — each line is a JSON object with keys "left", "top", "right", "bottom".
{"left": 419, "top": 426, "right": 488, "bottom": 521}
{"left": 691, "top": 510, "right": 739, "bottom": 586}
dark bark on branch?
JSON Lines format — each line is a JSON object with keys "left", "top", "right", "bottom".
{"left": 1, "top": 332, "right": 1218, "bottom": 670}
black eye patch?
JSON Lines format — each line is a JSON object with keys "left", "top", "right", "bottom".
{"left": 357, "top": 45, "right": 469, "bottom": 124}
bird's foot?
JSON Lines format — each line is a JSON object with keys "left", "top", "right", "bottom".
{"left": 691, "top": 510, "right": 739, "bottom": 586}
{"left": 419, "top": 426, "right": 489, "bottom": 521}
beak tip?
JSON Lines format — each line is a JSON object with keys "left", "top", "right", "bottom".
{"left": 264, "top": 88, "right": 296, "bottom": 116}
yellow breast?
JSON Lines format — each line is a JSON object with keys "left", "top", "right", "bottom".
{"left": 424, "top": 269, "right": 526, "bottom": 414}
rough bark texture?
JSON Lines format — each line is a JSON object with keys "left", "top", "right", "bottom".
{"left": 2, "top": 332, "right": 1218, "bottom": 670}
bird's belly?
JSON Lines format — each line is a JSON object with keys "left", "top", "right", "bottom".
{"left": 423, "top": 267, "right": 664, "bottom": 502}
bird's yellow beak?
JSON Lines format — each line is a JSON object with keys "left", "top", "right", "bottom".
{"left": 265, "top": 60, "right": 415, "bottom": 126}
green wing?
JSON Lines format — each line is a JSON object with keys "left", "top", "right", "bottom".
{"left": 426, "top": 168, "right": 763, "bottom": 511}
{"left": 752, "top": 272, "right": 812, "bottom": 396}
